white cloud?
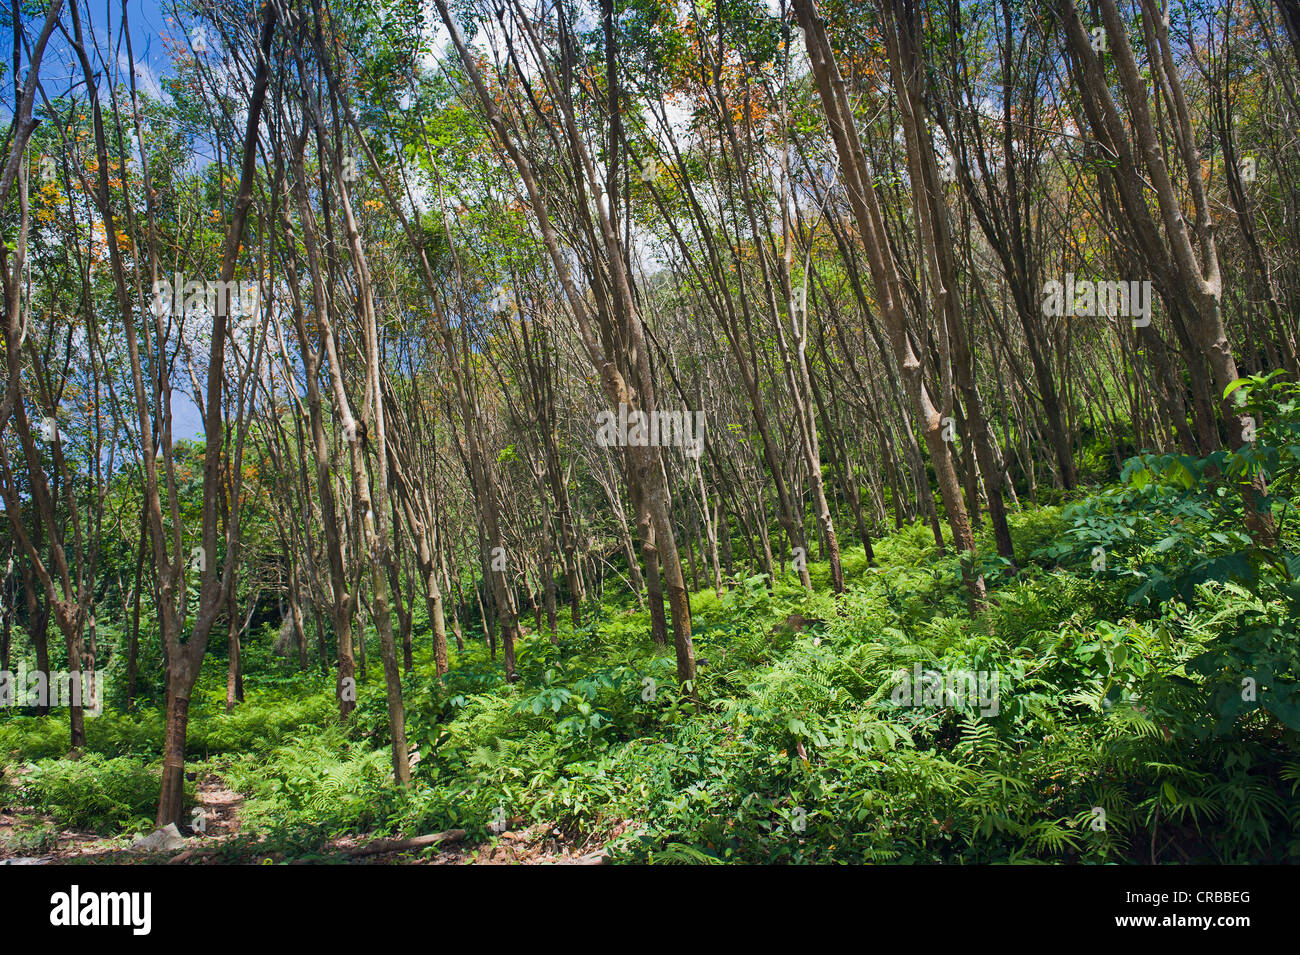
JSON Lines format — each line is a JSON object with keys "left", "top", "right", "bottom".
{"left": 119, "top": 49, "right": 166, "bottom": 101}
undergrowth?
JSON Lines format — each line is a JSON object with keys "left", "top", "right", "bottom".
{"left": 4, "top": 376, "right": 1300, "bottom": 862}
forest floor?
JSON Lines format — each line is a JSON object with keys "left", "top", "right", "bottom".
{"left": 5, "top": 504, "right": 1298, "bottom": 864}
{"left": 0, "top": 771, "right": 612, "bottom": 865}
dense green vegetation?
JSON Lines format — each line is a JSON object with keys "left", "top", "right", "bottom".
{"left": 5, "top": 380, "right": 1298, "bottom": 862}
{"left": 4, "top": 0, "right": 1300, "bottom": 867}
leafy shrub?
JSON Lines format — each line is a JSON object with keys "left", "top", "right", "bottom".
{"left": 18, "top": 754, "right": 187, "bottom": 834}
{"left": 221, "top": 727, "right": 397, "bottom": 834}
{"left": 188, "top": 693, "right": 336, "bottom": 757}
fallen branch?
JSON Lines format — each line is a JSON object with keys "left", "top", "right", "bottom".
{"left": 557, "top": 850, "right": 608, "bottom": 865}
{"left": 343, "top": 829, "right": 467, "bottom": 858}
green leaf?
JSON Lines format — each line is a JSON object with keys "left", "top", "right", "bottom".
{"left": 1223, "top": 378, "right": 1250, "bottom": 400}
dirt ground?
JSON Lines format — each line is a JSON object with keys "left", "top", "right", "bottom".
{"left": 0, "top": 773, "right": 616, "bottom": 865}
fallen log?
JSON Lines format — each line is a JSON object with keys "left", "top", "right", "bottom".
{"left": 343, "top": 828, "right": 467, "bottom": 858}
{"left": 561, "top": 850, "right": 608, "bottom": 865}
